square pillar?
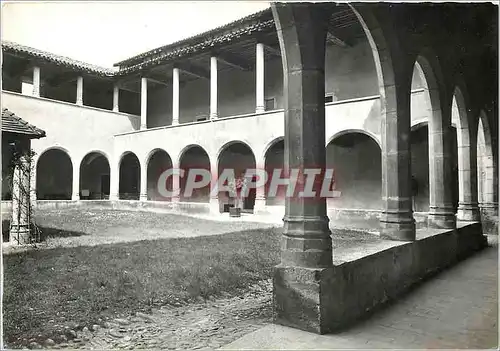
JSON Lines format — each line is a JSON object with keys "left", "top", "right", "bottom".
{"left": 32, "top": 66, "right": 40, "bottom": 97}
{"left": 256, "top": 43, "right": 265, "bottom": 113}
{"left": 76, "top": 76, "right": 84, "bottom": 106}
{"left": 140, "top": 161, "right": 147, "bottom": 201}
{"left": 72, "top": 161, "right": 80, "bottom": 200}
{"left": 210, "top": 56, "right": 218, "bottom": 119}
{"left": 10, "top": 148, "right": 32, "bottom": 244}
{"left": 109, "top": 160, "right": 120, "bottom": 201}
{"left": 141, "top": 77, "right": 148, "bottom": 130}
{"left": 113, "top": 85, "right": 120, "bottom": 112}
{"left": 172, "top": 68, "right": 180, "bottom": 125}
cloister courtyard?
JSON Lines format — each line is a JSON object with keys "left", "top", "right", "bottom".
{"left": 1, "top": 1, "right": 498, "bottom": 350}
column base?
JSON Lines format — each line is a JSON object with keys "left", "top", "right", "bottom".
{"left": 428, "top": 206, "right": 457, "bottom": 229}
{"left": 274, "top": 265, "right": 333, "bottom": 334}
{"left": 282, "top": 215, "right": 333, "bottom": 268}
{"left": 72, "top": 194, "right": 80, "bottom": 201}
{"left": 113, "top": 106, "right": 119, "bottom": 113}
{"left": 140, "top": 124, "right": 147, "bottom": 130}
{"left": 140, "top": 194, "right": 148, "bottom": 201}
{"left": 479, "top": 203, "right": 499, "bottom": 235}
{"left": 379, "top": 211, "right": 416, "bottom": 241}
{"left": 253, "top": 198, "right": 267, "bottom": 215}
{"left": 256, "top": 106, "right": 265, "bottom": 114}
{"left": 210, "top": 113, "right": 218, "bottom": 120}
{"left": 109, "top": 193, "right": 119, "bottom": 201}
{"left": 172, "top": 119, "right": 179, "bottom": 126}
{"left": 209, "top": 198, "right": 220, "bottom": 215}
{"left": 10, "top": 225, "right": 31, "bottom": 245}
{"left": 456, "top": 202, "right": 481, "bottom": 222}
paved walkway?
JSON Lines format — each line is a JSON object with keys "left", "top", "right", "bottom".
{"left": 223, "top": 236, "right": 499, "bottom": 350}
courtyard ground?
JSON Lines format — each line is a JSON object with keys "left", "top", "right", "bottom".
{"left": 2, "top": 208, "right": 381, "bottom": 349}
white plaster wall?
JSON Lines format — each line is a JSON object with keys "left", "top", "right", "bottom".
{"left": 2, "top": 91, "right": 140, "bottom": 167}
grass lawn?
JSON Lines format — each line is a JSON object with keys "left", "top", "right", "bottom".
{"left": 3, "top": 227, "right": 282, "bottom": 346}
{"left": 2, "top": 209, "right": 380, "bottom": 347}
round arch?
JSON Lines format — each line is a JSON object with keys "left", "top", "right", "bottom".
{"left": 146, "top": 148, "right": 173, "bottom": 201}
{"left": 216, "top": 140, "right": 254, "bottom": 163}
{"left": 217, "top": 141, "right": 257, "bottom": 213}
{"left": 79, "top": 151, "right": 110, "bottom": 200}
{"left": 477, "top": 109, "right": 496, "bottom": 206}
{"left": 178, "top": 145, "right": 211, "bottom": 203}
{"left": 118, "top": 151, "right": 140, "bottom": 200}
{"left": 36, "top": 148, "right": 73, "bottom": 200}
{"left": 261, "top": 137, "right": 284, "bottom": 164}
{"left": 326, "top": 131, "right": 381, "bottom": 210}
{"left": 263, "top": 138, "right": 285, "bottom": 206}
{"left": 326, "top": 129, "right": 381, "bottom": 149}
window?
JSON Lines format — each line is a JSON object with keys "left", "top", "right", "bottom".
{"left": 21, "top": 81, "right": 34, "bottom": 96}
{"left": 265, "top": 97, "right": 276, "bottom": 111}
{"left": 325, "top": 93, "right": 336, "bottom": 104}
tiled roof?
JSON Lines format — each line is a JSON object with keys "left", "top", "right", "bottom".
{"left": 114, "top": 7, "right": 274, "bottom": 74}
{"left": 2, "top": 108, "right": 46, "bottom": 138}
{"left": 2, "top": 41, "right": 116, "bottom": 77}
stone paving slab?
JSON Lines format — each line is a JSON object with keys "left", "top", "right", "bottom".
{"left": 222, "top": 236, "right": 498, "bottom": 350}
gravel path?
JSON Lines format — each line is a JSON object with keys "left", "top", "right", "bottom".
{"left": 36, "top": 279, "right": 273, "bottom": 350}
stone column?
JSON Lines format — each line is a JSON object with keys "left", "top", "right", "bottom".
{"left": 172, "top": 67, "right": 180, "bottom": 125}
{"left": 32, "top": 66, "right": 40, "bottom": 97}
{"left": 113, "top": 84, "right": 120, "bottom": 112}
{"left": 76, "top": 76, "right": 84, "bottom": 106}
{"left": 271, "top": 3, "right": 334, "bottom": 334}
{"left": 256, "top": 43, "right": 265, "bottom": 113}
{"left": 428, "top": 96, "right": 457, "bottom": 229}
{"left": 72, "top": 159, "right": 80, "bottom": 201}
{"left": 379, "top": 73, "right": 415, "bottom": 240}
{"left": 273, "top": 3, "right": 333, "bottom": 268}
{"left": 141, "top": 77, "right": 148, "bottom": 130}
{"left": 210, "top": 56, "right": 218, "bottom": 119}
{"left": 10, "top": 150, "right": 32, "bottom": 244}
{"left": 139, "top": 161, "right": 147, "bottom": 201}
{"left": 457, "top": 125, "right": 481, "bottom": 221}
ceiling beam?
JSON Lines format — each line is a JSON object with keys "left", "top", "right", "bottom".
{"left": 174, "top": 62, "right": 210, "bottom": 80}
{"left": 9, "top": 58, "right": 31, "bottom": 78}
{"left": 144, "top": 74, "right": 170, "bottom": 87}
{"left": 256, "top": 37, "right": 281, "bottom": 56}
{"left": 46, "top": 71, "right": 79, "bottom": 87}
{"left": 212, "top": 50, "right": 253, "bottom": 71}
{"left": 326, "top": 31, "right": 350, "bottom": 48}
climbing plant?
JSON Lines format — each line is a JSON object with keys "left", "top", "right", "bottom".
{"left": 6, "top": 143, "right": 40, "bottom": 244}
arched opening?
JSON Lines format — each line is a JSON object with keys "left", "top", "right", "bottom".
{"left": 217, "top": 142, "right": 256, "bottom": 213}
{"left": 79, "top": 152, "right": 110, "bottom": 200}
{"left": 179, "top": 145, "right": 210, "bottom": 203}
{"left": 119, "top": 152, "right": 140, "bottom": 200}
{"left": 410, "top": 59, "right": 459, "bottom": 215}
{"left": 147, "top": 149, "right": 173, "bottom": 201}
{"left": 477, "top": 111, "right": 495, "bottom": 206}
{"left": 326, "top": 131, "right": 381, "bottom": 209}
{"left": 264, "top": 139, "right": 285, "bottom": 206}
{"left": 411, "top": 123, "right": 429, "bottom": 212}
{"left": 36, "top": 149, "right": 73, "bottom": 200}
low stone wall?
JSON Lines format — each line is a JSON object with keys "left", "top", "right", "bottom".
{"left": 273, "top": 222, "right": 487, "bottom": 334}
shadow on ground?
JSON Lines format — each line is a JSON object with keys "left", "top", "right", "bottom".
{"left": 2, "top": 219, "right": 89, "bottom": 242}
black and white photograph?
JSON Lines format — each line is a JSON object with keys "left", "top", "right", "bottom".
{"left": 0, "top": 1, "right": 498, "bottom": 350}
